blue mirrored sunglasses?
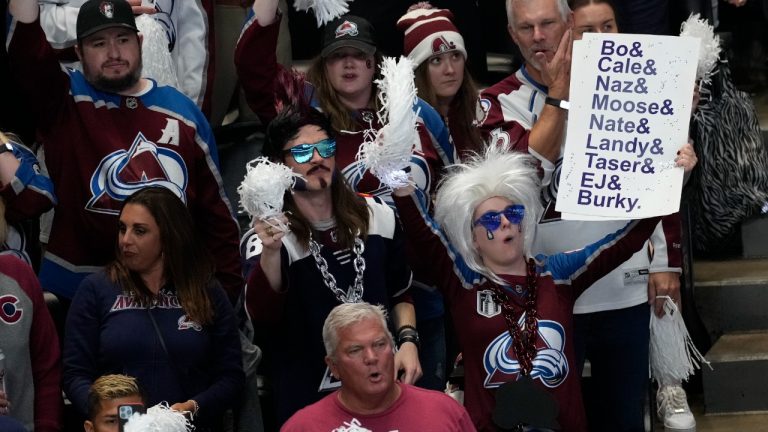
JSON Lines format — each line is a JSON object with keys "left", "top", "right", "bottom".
{"left": 284, "top": 138, "right": 337, "bottom": 164}
{"left": 473, "top": 204, "right": 525, "bottom": 232}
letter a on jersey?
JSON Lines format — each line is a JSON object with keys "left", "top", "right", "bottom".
{"left": 158, "top": 118, "right": 180, "bottom": 146}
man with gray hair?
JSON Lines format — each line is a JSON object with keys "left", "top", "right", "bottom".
{"left": 477, "top": 1, "right": 686, "bottom": 431}
{"left": 281, "top": 302, "right": 475, "bottom": 431}
{"left": 477, "top": 0, "right": 572, "bottom": 172}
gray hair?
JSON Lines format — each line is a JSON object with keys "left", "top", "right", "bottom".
{"left": 322, "top": 302, "right": 394, "bottom": 359}
{"left": 434, "top": 145, "right": 543, "bottom": 285}
{"left": 506, "top": 0, "right": 571, "bottom": 27}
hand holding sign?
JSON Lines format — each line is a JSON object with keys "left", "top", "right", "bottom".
{"left": 556, "top": 33, "right": 698, "bottom": 220}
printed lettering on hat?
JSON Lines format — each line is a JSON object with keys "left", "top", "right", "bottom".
{"left": 335, "top": 21, "right": 359, "bottom": 38}
{"left": 99, "top": 1, "right": 114, "bottom": 19}
{"left": 431, "top": 35, "right": 456, "bottom": 55}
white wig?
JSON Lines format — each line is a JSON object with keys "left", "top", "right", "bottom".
{"left": 434, "top": 146, "right": 543, "bottom": 280}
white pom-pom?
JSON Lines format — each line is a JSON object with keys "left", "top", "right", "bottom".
{"left": 357, "top": 56, "right": 419, "bottom": 189}
{"left": 136, "top": 14, "right": 179, "bottom": 89}
{"left": 123, "top": 403, "right": 192, "bottom": 432}
{"left": 237, "top": 157, "right": 302, "bottom": 231}
{"left": 294, "top": 0, "right": 353, "bottom": 27}
{"left": 650, "top": 297, "right": 712, "bottom": 385}
{"left": 680, "top": 13, "right": 721, "bottom": 82}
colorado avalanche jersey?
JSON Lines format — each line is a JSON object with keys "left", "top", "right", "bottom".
{"left": 478, "top": 66, "right": 682, "bottom": 314}
{"left": 0, "top": 256, "right": 61, "bottom": 432}
{"left": 0, "top": 140, "right": 56, "bottom": 265}
{"left": 38, "top": 0, "right": 215, "bottom": 115}
{"left": 6, "top": 18, "right": 243, "bottom": 300}
{"left": 240, "top": 196, "right": 412, "bottom": 424}
{"left": 394, "top": 193, "right": 661, "bottom": 432}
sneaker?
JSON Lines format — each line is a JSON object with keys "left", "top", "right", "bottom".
{"left": 657, "top": 385, "right": 696, "bottom": 432}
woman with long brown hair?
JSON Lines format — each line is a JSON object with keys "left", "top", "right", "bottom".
{"left": 63, "top": 187, "right": 243, "bottom": 431}
{"left": 397, "top": 3, "right": 485, "bottom": 158}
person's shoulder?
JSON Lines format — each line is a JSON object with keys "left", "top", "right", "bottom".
{"left": 480, "top": 69, "right": 526, "bottom": 98}
{"left": 415, "top": 97, "right": 441, "bottom": 120}
{"left": 361, "top": 194, "right": 393, "bottom": 213}
{"left": 397, "top": 384, "right": 470, "bottom": 424}
{"left": 78, "top": 269, "right": 116, "bottom": 295}
{"left": 0, "top": 254, "right": 37, "bottom": 288}
{"left": 143, "top": 82, "right": 208, "bottom": 124}
{"left": 402, "top": 383, "right": 461, "bottom": 406}
{"left": 281, "top": 393, "right": 338, "bottom": 431}
{"left": 0, "top": 254, "right": 28, "bottom": 270}
{"left": 361, "top": 195, "right": 397, "bottom": 232}
{"left": 205, "top": 279, "right": 230, "bottom": 303}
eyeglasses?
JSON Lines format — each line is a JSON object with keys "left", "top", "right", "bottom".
{"left": 473, "top": 205, "right": 525, "bottom": 232}
{"left": 283, "top": 139, "right": 337, "bottom": 164}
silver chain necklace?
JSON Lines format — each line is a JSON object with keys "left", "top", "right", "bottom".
{"left": 308, "top": 233, "right": 366, "bottom": 303}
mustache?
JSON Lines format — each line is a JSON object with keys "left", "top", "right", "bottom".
{"left": 307, "top": 165, "right": 330, "bottom": 175}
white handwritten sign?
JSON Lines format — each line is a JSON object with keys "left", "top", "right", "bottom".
{"left": 556, "top": 33, "right": 698, "bottom": 219}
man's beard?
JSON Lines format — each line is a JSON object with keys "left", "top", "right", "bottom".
{"left": 87, "top": 59, "right": 143, "bottom": 93}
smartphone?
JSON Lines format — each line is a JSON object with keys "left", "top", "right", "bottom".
{"left": 118, "top": 403, "right": 146, "bottom": 432}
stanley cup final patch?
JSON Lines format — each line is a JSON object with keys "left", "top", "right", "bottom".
{"left": 477, "top": 289, "right": 501, "bottom": 318}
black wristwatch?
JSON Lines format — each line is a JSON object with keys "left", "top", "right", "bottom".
{"left": 0, "top": 143, "right": 13, "bottom": 155}
{"left": 396, "top": 326, "right": 420, "bottom": 350}
{"left": 545, "top": 96, "right": 570, "bottom": 110}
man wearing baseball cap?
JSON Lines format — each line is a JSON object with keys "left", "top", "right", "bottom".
{"left": 5, "top": 0, "right": 243, "bottom": 308}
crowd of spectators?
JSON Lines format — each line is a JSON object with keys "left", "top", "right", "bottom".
{"left": 0, "top": 0, "right": 760, "bottom": 431}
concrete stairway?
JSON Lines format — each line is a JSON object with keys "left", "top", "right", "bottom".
{"left": 690, "top": 87, "right": 768, "bottom": 420}
{"left": 694, "top": 258, "right": 768, "bottom": 415}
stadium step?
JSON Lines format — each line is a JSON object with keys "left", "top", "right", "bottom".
{"left": 693, "top": 258, "right": 768, "bottom": 341}
{"left": 693, "top": 258, "right": 768, "bottom": 415}
{"left": 702, "top": 331, "right": 768, "bottom": 414}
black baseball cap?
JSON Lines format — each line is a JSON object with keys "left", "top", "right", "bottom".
{"left": 321, "top": 15, "right": 377, "bottom": 58}
{"left": 77, "top": 0, "right": 139, "bottom": 41}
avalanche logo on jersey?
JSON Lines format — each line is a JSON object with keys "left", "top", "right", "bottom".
{"left": 483, "top": 315, "right": 569, "bottom": 389}
{"left": 152, "top": 1, "right": 178, "bottom": 52}
{"left": 0, "top": 295, "right": 23, "bottom": 324}
{"left": 87, "top": 132, "right": 188, "bottom": 215}
{"left": 477, "top": 98, "right": 491, "bottom": 126}
{"left": 178, "top": 315, "right": 203, "bottom": 331}
{"left": 341, "top": 154, "right": 431, "bottom": 207}
{"left": 335, "top": 21, "right": 359, "bottom": 38}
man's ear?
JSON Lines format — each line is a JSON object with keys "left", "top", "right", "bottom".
{"left": 84, "top": 420, "right": 95, "bottom": 432}
{"left": 325, "top": 355, "right": 339, "bottom": 379}
{"left": 137, "top": 33, "right": 144, "bottom": 46}
{"left": 75, "top": 44, "right": 83, "bottom": 62}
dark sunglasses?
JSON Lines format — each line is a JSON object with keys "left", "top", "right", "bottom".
{"left": 284, "top": 139, "right": 337, "bottom": 164}
{"left": 473, "top": 204, "right": 525, "bottom": 232}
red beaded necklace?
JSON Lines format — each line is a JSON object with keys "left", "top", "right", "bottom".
{"left": 489, "top": 258, "right": 539, "bottom": 376}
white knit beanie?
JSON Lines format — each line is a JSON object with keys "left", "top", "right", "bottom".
{"left": 396, "top": 4, "right": 467, "bottom": 70}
